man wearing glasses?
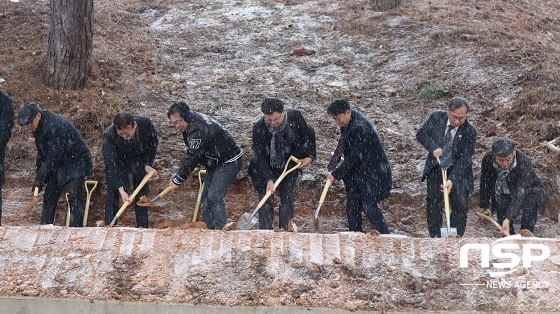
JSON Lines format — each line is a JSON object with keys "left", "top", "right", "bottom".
{"left": 416, "top": 97, "right": 477, "bottom": 237}
{"left": 479, "top": 137, "right": 546, "bottom": 236}
{"left": 248, "top": 98, "right": 316, "bottom": 230}
{"left": 167, "top": 101, "right": 242, "bottom": 230}
{"left": 103, "top": 112, "right": 158, "bottom": 228}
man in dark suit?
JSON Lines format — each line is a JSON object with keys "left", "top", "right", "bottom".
{"left": 326, "top": 99, "right": 391, "bottom": 233}
{"left": 18, "top": 103, "right": 92, "bottom": 227}
{"left": 0, "top": 90, "right": 14, "bottom": 226}
{"left": 479, "top": 138, "right": 545, "bottom": 235}
{"left": 103, "top": 112, "right": 158, "bottom": 228}
{"left": 416, "top": 97, "right": 477, "bottom": 237}
{"left": 249, "top": 98, "right": 316, "bottom": 230}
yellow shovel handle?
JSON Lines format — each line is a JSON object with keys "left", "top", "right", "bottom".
{"left": 273, "top": 156, "right": 302, "bottom": 189}
{"left": 319, "top": 178, "right": 332, "bottom": 204}
{"left": 191, "top": 169, "right": 207, "bottom": 223}
{"left": 437, "top": 156, "right": 452, "bottom": 218}
{"left": 65, "top": 193, "right": 70, "bottom": 227}
{"left": 156, "top": 186, "right": 175, "bottom": 200}
{"left": 112, "top": 171, "right": 156, "bottom": 223}
{"left": 475, "top": 211, "right": 510, "bottom": 236}
{"left": 83, "top": 180, "right": 98, "bottom": 226}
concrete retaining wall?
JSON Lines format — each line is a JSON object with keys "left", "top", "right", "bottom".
{"left": 0, "top": 226, "right": 558, "bottom": 312}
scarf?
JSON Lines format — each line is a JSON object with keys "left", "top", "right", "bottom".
{"left": 268, "top": 114, "right": 289, "bottom": 168}
{"left": 493, "top": 155, "right": 517, "bottom": 203}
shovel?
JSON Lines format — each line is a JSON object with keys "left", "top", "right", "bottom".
{"left": 137, "top": 185, "right": 175, "bottom": 207}
{"left": 475, "top": 209, "right": 510, "bottom": 236}
{"left": 192, "top": 169, "right": 206, "bottom": 223}
{"left": 83, "top": 180, "right": 98, "bottom": 226}
{"left": 313, "top": 178, "right": 332, "bottom": 231}
{"left": 237, "top": 156, "right": 302, "bottom": 230}
{"left": 109, "top": 170, "right": 156, "bottom": 226}
{"left": 24, "top": 187, "right": 42, "bottom": 212}
{"left": 65, "top": 193, "right": 71, "bottom": 227}
{"left": 437, "top": 156, "right": 457, "bottom": 238}
{"left": 138, "top": 168, "right": 204, "bottom": 207}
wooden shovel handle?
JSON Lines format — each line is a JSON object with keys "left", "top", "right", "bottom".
{"left": 247, "top": 156, "right": 302, "bottom": 222}
{"left": 85, "top": 180, "right": 98, "bottom": 194}
{"left": 65, "top": 193, "right": 70, "bottom": 227}
{"left": 192, "top": 182, "right": 205, "bottom": 223}
{"left": 436, "top": 156, "right": 451, "bottom": 218}
{"left": 273, "top": 156, "right": 302, "bottom": 189}
{"left": 112, "top": 171, "right": 156, "bottom": 224}
{"left": 475, "top": 211, "right": 510, "bottom": 236}
{"left": 198, "top": 169, "right": 207, "bottom": 185}
{"left": 319, "top": 179, "right": 332, "bottom": 204}
{"left": 255, "top": 190, "right": 273, "bottom": 210}
{"left": 314, "top": 179, "right": 332, "bottom": 219}
{"left": 155, "top": 186, "right": 174, "bottom": 200}
{"left": 83, "top": 181, "right": 98, "bottom": 227}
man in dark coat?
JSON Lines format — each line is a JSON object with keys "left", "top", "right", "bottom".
{"left": 326, "top": 99, "right": 391, "bottom": 233}
{"left": 18, "top": 103, "right": 92, "bottom": 227}
{"left": 167, "top": 102, "right": 242, "bottom": 230}
{"left": 0, "top": 90, "right": 14, "bottom": 226}
{"left": 416, "top": 96, "right": 477, "bottom": 237}
{"left": 103, "top": 112, "right": 158, "bottom": 228}
{"left": 479, "top": 137, "right": 546, "bottom": 235}
{"left": 249, "top": 98, "right": 316, "bottom": 230}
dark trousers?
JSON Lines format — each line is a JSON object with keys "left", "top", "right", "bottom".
{"left": 257, "top": 170, "right": 298, "bottom": 230}
{"left": 41, "top": 176, "right": 85, "bottom": 227}
{"left": 200, "top": 157, "right": 242, "bottom": 230}
{"left": 426, "top": 167, "right": 469, "bottom": 237}
{"left": 105, "top": 170, "right": 149, "bottom": 228}
{"left": 494, "top": 193, "right": 540, "bottom": 235}
{"left": 0, "top": 129, "right": 11, "bottom": 225}
{"left": 345, "top": 181, "right": 389, "bottom": 233}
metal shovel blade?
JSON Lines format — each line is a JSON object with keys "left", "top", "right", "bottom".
{"left": 313, "top": 203, "right": 323, "bottom": 231}
{"left": 441, "top": 227, "right": 458, "bottom": 238}
{"left": 237, "top": 212, "right": 258, "bottom": 230}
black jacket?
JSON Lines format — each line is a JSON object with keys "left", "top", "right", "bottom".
{"left": 0, "top": 91, "right": 14, "bottom": 132}
{"left": 34, "top": 110, "right": 92, "bottom": 189}
{"left": 173, "top": 112, "right": 241, "bottom": 185}
{"left": 248, "top": 109, "right": 316, "bottom": 190}
{"left": 331, "top": 110, "right": 391, "bottom": 203}
{"left": 480, "top": 149, "right": 546, "bottom": 221}
{"left": 102, "top": 115, "right": 158, "bottom": 189}
{"left": 416, "top": 110, "right": 477, "bottom": 193}
{"left": 0, "top": 90, "right": 14, "bottom": 185}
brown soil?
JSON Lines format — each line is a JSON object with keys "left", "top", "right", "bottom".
{"left": 1, "top": 0, "right": 560, "bottom": 310}
{"left": 1, "top": 0, "right": 559, "bottom": 234}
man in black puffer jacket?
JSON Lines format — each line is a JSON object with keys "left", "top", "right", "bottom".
{"left": 18, "top": 103, "right": 92, "bottom": 227}
{"left": 103, "top": 112, "right": 158, "bottom": 228}
{"left": 167, "top": 102, "right": 242, "bottom": 230}
{"left": 0, "top": 90, "right": 14, "bottom": 226}
{"left": 249, "top": 98, "right": 316, "bottom": 230}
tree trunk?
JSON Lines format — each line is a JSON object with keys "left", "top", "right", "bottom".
{"left": 43, "top": 0, "right": 93, "bottom": 90}
{"left": 372, "top": 0, "right": 401, "bottom": 11}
